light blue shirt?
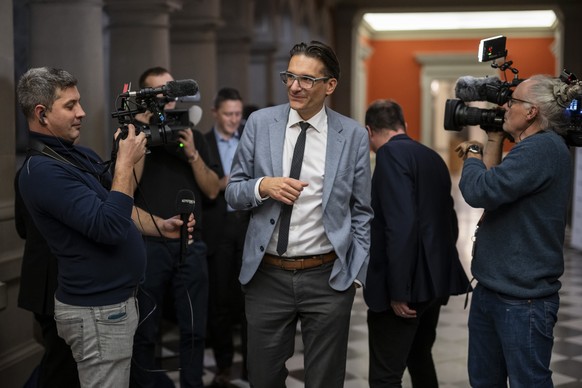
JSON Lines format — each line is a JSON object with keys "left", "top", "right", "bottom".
{"left": 214, "top": 127, "right": 240, "bottom": 211}
{"left": 213, "top": 127, "right": 240, "bottom": 177}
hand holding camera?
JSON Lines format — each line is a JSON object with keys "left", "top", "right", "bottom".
{"left": 114, "top": 123, "right": 147, "bottom": 168}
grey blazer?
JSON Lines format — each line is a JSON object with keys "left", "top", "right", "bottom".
{"left": 225, "top": 104, "right": 373, "bottom": 291}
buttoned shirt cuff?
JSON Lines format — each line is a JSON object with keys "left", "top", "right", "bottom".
{"left": 254, "top": 177, "right": 270, "bottom": 203}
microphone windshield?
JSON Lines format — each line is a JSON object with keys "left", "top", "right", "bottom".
{"left": 176, "top": 189, "right": 196, "bottom": 214}
{"left": 455, "top": 76, "right": 503, "bottom": 102}
{"left": 167, "top": 80, "right": 199, "bottom": 99}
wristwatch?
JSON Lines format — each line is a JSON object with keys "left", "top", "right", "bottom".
{"left": 467, "top": 144, "right": 482, "bottom": 155}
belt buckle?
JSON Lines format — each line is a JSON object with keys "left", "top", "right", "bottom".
{"left": 281, "top": 257, "right": 297, "bottom": 270}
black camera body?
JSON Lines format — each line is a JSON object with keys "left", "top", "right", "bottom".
{"left": 112, "top": 80, "right": 198, "bottom": 147}
{"left": 444, "top": 36, "right": 582, "bottom": 146}
{"left": 123, "top": 108, "right": 191, "bottom": 147}
{"left": 444, "top": 36, "right": 521, "bottom": 133}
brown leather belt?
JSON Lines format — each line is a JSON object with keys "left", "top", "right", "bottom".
{"left": 262, "top": 251, "right": 337, "bottom": 270}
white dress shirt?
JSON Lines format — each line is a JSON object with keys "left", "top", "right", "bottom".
{"left": 262, "top": 107, "right": 333, "bottom": 257}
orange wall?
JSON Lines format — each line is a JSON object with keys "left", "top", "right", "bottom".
{"left": 366, "top": 37, "right": 556, "bottom": 140}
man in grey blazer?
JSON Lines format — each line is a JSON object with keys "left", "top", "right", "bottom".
{"left": 225, "top": 41, "right": 373, "bottom": 387}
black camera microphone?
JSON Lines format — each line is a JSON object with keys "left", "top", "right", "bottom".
{"left": 120, "top": 79, "right": 199, "bottom": 99}
{"left": 455, "top": 76, "right": 504, "bottom": 102}
{"left": 175, "top": 189, "right": 196, "bottom": 264}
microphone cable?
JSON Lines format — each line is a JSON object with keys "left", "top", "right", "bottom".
{"left": 130, "top": 162, "right": 198, "bottom": 376}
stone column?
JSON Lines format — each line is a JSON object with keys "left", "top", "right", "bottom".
{"left": 331, "top": 4, "right": 358, "bottom": 118}
{"left": 216, "top": 0, "right": 254, "bottom": 100}
{"left": 170, "top": 0, "right": 221, "bottom": 132}
{"left": 247, "top": 0, "right": 278, "bottom": 108}
{"left": 249, "top": 41, "right": 278, "bottom": 108}
{"left": 0, "top": 0, "right": 42, "bottom": 385}
{"left": 29, "top": 0, "right": 108, "bottom": 157}
{"left": 105, "top": 0, "right": 180, "bottom": 141}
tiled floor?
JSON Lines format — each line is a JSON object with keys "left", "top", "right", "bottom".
{"left": 161, "top": 177, "right": 582, "bottom": 387}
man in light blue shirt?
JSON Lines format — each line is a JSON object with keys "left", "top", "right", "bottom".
{"left": 202, "top": 87, "right": 249, "bottom": 386}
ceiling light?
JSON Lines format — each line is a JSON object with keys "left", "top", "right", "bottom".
{"left": 363, "top": 11, "right": 556, "bottom": 31}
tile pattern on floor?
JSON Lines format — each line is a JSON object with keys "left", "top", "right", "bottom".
{"left": 160, "top": 179, "right": 582, "bottom": 387}
{"left": 161, "top": 244, "right": 582, "bottom": 387}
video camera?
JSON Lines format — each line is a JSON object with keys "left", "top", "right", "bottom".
{"left": 111, "top": 79, "right": 199, "bottom": 147}
{"left": 443, "top": 35, "right": 582, "bottom": 146}
{"left": 444, "top": 36, "right": 521, "bottom": 134}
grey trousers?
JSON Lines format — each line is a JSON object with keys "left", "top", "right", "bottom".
{"left": 243, "top": 261, "right": 356, "bottom": 388}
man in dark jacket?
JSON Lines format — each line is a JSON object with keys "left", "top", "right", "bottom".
{"left": 17, "top": 67, "right": 191, "bottom": 387}
{"left": 364, "top": 99, "right": 470, "bottom": 387}
{"left": 15, "top": 171, "right": 80, "bottom": 388}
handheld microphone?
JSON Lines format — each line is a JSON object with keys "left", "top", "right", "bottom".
{"left": 175, "top": 189, "right": 196, "bottom": 264}
{"left": 454, "top": 76, "right": 503, "bottom": 102}
{"left": 120, "top": 79, "right": 199, "bottom": 99}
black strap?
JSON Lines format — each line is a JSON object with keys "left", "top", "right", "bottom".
{"left": 28, "top": 138, "right": 81, "bottom": 169}
{"left": 27, "top": 139, "right": 112, "bottom": 190}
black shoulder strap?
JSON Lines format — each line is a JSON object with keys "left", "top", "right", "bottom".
{"left": 26, "top": 139, "right": 112, "bottom": 190}
{"left": 28, "top": 138, "right": 81, "bottom": 169}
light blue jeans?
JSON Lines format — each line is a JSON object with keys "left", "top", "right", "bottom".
{"left": 54, "top": 295, "right": 138, "bottom": 388}
{"left": 468, "top": 283, "right": 559, "bottom": 388}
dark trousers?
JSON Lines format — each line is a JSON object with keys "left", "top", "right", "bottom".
{"left": 130, "top": 239, "right": 209, "bottom": 388}
{"left": 244, "top": 262, "right": 355, "bottom": 388}
{"left": 206, "top": 211, "right": 248, "bottom": 373}
{"left": 368, "top": 298, "right": 444, "bottom": 388}
{"left": 34, "top": 312, "right": 80, "bottom": 388}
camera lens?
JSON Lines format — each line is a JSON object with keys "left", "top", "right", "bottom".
{"left": 444, "top": 99, "right": 505, "bottom": 132}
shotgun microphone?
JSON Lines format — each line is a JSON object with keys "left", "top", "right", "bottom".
{"left": 120, "top": 79, "right": 199, "bottom": 99}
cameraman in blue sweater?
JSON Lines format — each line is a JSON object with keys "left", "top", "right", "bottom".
{"left": 17, "top": 67, "right": 194, "bottom": 388}
{"left": 456, "top": 74, "right": 582, "bottom": 387}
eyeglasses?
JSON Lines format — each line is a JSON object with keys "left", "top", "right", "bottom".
{"left": 279, "top": 71, "right": 331, "bottom": 89}
{"left": 507, "top": 97, "right": 534, "bottom": 108}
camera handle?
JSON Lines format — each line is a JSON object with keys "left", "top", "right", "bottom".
{"left": 107, "top": 131, "right": 124, "bottom": 176}
{"left": 491, "top": 59, "right": 520, "bottom": 81}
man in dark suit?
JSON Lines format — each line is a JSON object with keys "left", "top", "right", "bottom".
{"left": 225, "top": 41, "right": 373, "bottom": 388}
{"left": 15, "top": 171, "right": 80, "bottom": 388}
{"left": 364, "top": 99, "right": 470, "bottom": 387}
{"left": 202, "top": 87, "right": 249, "bottom": 386}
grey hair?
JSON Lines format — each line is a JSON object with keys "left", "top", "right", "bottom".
{"left": 526, "top": 74, "right": 582, "bottom": 134}
{"left": 17, "top": 67, "right": 78, "bottom": 120}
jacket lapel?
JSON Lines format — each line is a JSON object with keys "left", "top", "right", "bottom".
{"left": 269, "top": 106, "right": 289, "bottom": 177}
{"left": 322, "top": 110, "right": 345, "bottom": 209}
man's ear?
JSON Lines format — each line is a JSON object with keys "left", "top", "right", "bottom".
{"left": 527, "top": 105, "right": 538, "bottom": 120}
{"left": 36, "top": 105, "right": 47, "bottom": 125}
{"left": 325, "top": 78, "right": 338, "bottom": 96}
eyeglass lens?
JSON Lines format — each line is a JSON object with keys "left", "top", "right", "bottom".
{"left": 280, "top": 73, "right": 315, "bottom": 89}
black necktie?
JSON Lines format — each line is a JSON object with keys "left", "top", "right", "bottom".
{"left": 277, "top": 121, "right": 310, "bottom": 256}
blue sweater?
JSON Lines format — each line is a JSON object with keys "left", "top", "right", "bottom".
{"left": 459, "top": 130, "right": 571, "bottom": 298}
{"left": 19, "top": 133, "right": 146, "bottom": 307}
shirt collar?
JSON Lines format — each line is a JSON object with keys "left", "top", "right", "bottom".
{"left": 214, "top": 126, "right": 240, "bottom": 142}
{"left": 288, "top": 106, "right": 327, "bottom": 133}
